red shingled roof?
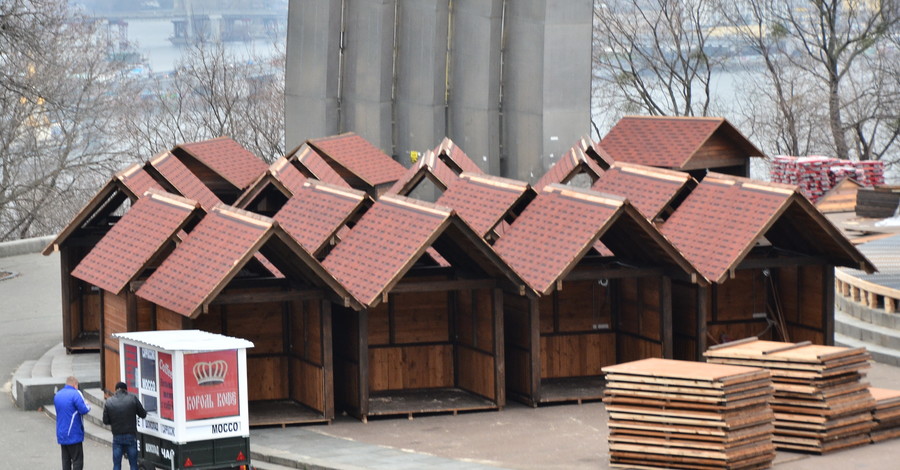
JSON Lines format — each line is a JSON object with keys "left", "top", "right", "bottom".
{"left": 495, "top": 184, "right": 704, "bottom": 293}
{"left": 591, "top": 162, "right": 695, "bottom": 221}
{"left": 149, "top": 151, "right": 223, "bottom": 211}
{"left": 72, "top": 190, "right": 200, "bottom": 294}
{"left": 136, "top": 206, "right": 276, "bottom": 316}
{"left": 287, "top": 144, "right": 351, "bottom": 188}
{"left": 435, "top": 173, "right": 533, "bottom": 238}
{"left": 386, "top": 149, "right": 459, "bottom": 196}
{"left": 533, "top": 146, "right": 605, "bottom": 191}
{"left": 659, "top": 175, "right": 795, "bottom": 283}
{"left": 600, "top": 116, "right": 763, "bottom": 170}
{"left": 233, "top": 157, "right": 309, "bottom": 209}
{"left": 275, "top": 180, "right": 368, "bottom": 256}
{"left": 119, "top": 163, "right": 163, "bottom": 197}
{"left": 577, "top": 136, "right": 614, "bottom": 170}
{"left": 43, "top": 164, "right": 164, "bottom": 255}
{"left": 661, "top": 173, "right": 875, "bottom": 283}
{"left": 434, "top": 137, "right": 484, "bottom": 175}
{"left": 322, "top": 196, "right": 453, "bottom": 306}
{"left": 493, "top": 186, "right": 625, "bottom": 294}
{"left": 175, "top": 137, "right": 267, "bottom": 190}
{"left": 307, "top": 132, "right": 406, "bottom": 187}
{"left": 269, "top": 156, "right": 308, "bottom": 194}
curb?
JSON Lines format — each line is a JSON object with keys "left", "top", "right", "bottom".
{"left": 0, "top": 235, "right": 55, "bottom": 259}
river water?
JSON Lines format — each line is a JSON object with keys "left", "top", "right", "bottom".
{"left": 124, "top": 18, "right": 285, "bottom": 74}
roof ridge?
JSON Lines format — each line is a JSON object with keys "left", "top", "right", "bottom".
{"left": 145, "top": 188, "right": 200, "bottom": 211}
{"left": 305, "top": 179, "right": 367, "bottom": 200}
{"left": 544, "top": 184, "right": 625, "bottom": 207}
{"left": 705, "top": 173, "right": 796, "bottom": 195}
{"left": 614, "top": 162, "right": 692, "bottom": 182}
{"left": 213, "top": 204, "right": 274, "bottom": 228}
{"left": 116, "top": 162, "right": 145, "bottom": 180}
{"left": 380, "top": 194, "right": 453, "bottom": 218}
{"left": 622, "top": 115, "right": 724, "bottom": 122}
{"left": 149, "top": 150, "right": 173, "bottom": 166}
{"left": 460, "top": 172, "right": 529, "bottom": 191}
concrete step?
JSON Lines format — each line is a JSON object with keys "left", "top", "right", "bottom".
{"left": 30, "top": 344, "right": 59, "bottom": 378}
{"left": 835, "top": 332, "right": 900, "bottom": 367}
{"left": 835, "top": 308, "right": 900, "bottom": 350}
{"left": 12, "top": 343, "right": 100, "bottom": 411}
{"left": 837, "top": 295, "right": 900, "bottom": 330}
{"left": 251, "top": 459, "right": 302, "bottom": 470}
{"left": 10, "top": 359, "right": 36, "bottom": 402}
{"left": 83, "top": 387, "right": 106, "bottom": 408}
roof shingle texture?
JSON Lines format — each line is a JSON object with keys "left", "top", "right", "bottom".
{"left": 592, "top": 163, "right": 692, "bottom": 220}
{"left": 436, "top": 173, "right": 529, "bottom": 237}
{"left": 660, "top": 176, "right": 792, "bottom": 283}
{"left": 72, "top": 192, "right": 197, "bottom": 294}
{"left": 533, "top": 147, "right": 604, "bottom": 191}
{"left": 119, "top": 165, "right": 162, "bottom": 197}
{"left": 493, "top": 185, "right": 622, "bottom": 294}
{"left": 601, "top": 116, "right": 723, "bottom": 169}
{"left": 269, "top": 156, "right": 308, "bottom": 195}
{"left": 308, "top": 133, "right": 406, "bottom": 186}
{"left": 323, "top": 196, "right": 450, "bottom": 306}
{"left": 293, "top": 146, "right": 351, "bottom": 188}
{"left": 275, "top": 181, "right": 366, "bottom": 255}
{"left": 151, "top": 152, "right": 223, "bottom": 210}
{"left": 387, "top": 150, "right": 458, "bottom": 195}
{"left": 435, "top": 138, "right": 483, "bottom": 175}
{"left": 137, "top": 206, "right": 272, "bottom": 316}
{"left": 177, "top": 137, "right": 267, "bottom": 189}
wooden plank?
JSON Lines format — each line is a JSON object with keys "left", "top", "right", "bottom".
{"left": 603, "top": 358, "right": 768, "bottom": 384}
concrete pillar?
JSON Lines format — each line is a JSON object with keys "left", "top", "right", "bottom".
{"left": 394, "top": 0, "right": 450, "bottom": 165}
{"left": 285, "top": 0, "right": 343, "bottom": 148}
{"left": 501, "top": 0, "right": 592, "bottom": 182}
{"left": 447, "top": 0, "right": 503, "bottom": 174}
{"left": 341, "top": 0, "right": 397, "bottom": 155}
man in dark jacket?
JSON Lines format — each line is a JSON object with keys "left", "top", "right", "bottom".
{"left": 55, "top": 376, "right": 91, "bottom": 470}
{"left": 102, "top": 382, "right": 147, "bottom": 470}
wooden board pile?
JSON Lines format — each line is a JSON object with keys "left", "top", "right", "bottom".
{"left": 868, "top": 387, "right": 900, "bottom": 443}
{"left": 602, "top": 358, "right": 776, "bottom": 469}
{"left": 704, "top": 338, "right": 875, "bottom": 454}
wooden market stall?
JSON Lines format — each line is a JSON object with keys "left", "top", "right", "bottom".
{"left": 322, "top": 195, "right": 534, "bottom": 420}
{"left": 493, "top": 184, "right": 706, "bottom": 406}
{"left": 600, "top": 116, "right": 765, "bottom": 180}
{"left": 170, "top": 136, "right": 268, "bottom": 203}
{"left": 43, "top": 163, "right": 161, "bottom": 351}
{"left": 77, "top": 200, "right": 359, "bottom": 425}
{"left": 659, "top": 174, "right": 876, "bottom": 360}
{"left": 306, "top": 132, "right": 407, "bottom": 197}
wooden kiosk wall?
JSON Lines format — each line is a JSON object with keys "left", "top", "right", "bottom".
{"left": 672, "top": 263, "right": 834, "bottom": 361}
{"left": 99, "top": 284, "right": 335, "bottom": 424}
{"left": 332, "top": 282, "right": 504, "bottom": 420}
{"left": 505, "top": 276, "right": 669, "bottom": 406}
{"left": 61, "top": 246, "right": 102, "bottom": 352}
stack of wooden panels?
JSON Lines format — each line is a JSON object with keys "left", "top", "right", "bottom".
{"left": 704, "top": 339, "right": 875, "bottom": 454}
{"left": 602, "top": 358, "right": 776, "bottom": 470}
{"left": 869, "top": 387, "right": 900, "bottom": 442}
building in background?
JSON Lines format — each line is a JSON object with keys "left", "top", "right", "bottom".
{"left": 284, "top": 0, "right": 592, "bottom": 183}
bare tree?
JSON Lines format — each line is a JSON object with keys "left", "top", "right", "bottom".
{"left": 723, "top": 0, "right": 900, "bottom": 161}
{"left": 0, "top": 0, "right": 135, "bottom": 241}
{"left": 121, "top": 41, "right": 286, "bottom": 163}
{"left": 593, "top": 0, "right": 726, "bottom": 117}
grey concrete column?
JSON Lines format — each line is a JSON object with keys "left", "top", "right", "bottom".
{"left": 394, "top": 0, "right": 450, "bottom": 166}
{"left": 285, "top": 0, "right": 342, "bottom": 148}
{"left": 447, "top": 0, "right": 503, "bottom": 174}
{"left": 341, "top": 0, "right": 397, "bottom": 155}
{"left": 501, "top": 0, "right": 592, "bottom": 182}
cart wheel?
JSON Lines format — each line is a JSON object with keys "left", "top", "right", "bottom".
{"left": 138, "top": 460, "right": 156, "bottom": 470}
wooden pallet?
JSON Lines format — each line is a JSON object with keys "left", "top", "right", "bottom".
{"left": 704, "top": 338, "right": 876, "bottom": 454}
{"left": 603, "top": 358, "right": 775, "bottom": 469}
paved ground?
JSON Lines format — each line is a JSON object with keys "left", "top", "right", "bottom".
{"left": 6, "top": 250, "right": 900, "bottom": 469}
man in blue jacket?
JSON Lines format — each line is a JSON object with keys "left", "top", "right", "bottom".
{"left": 54, "top": 376, "right": 91, "bottom": 470}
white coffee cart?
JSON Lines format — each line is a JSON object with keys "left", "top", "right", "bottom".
{"left": 113, "top": 330, "right": 254, "bottom": 470}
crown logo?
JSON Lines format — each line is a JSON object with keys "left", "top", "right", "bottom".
{"left": 193, "top": 360, "right": 227, "bottom": 386}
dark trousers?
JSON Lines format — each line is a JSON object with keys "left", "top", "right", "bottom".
{"left": 60, "top": 442, "right": 84, "bottom": 470}
{"left": 112, "top": 433, "right": 139, "bottom": 470}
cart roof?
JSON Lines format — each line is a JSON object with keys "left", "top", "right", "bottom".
{"left": 113, "top": 330, "right": 254, "bottom": 351}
